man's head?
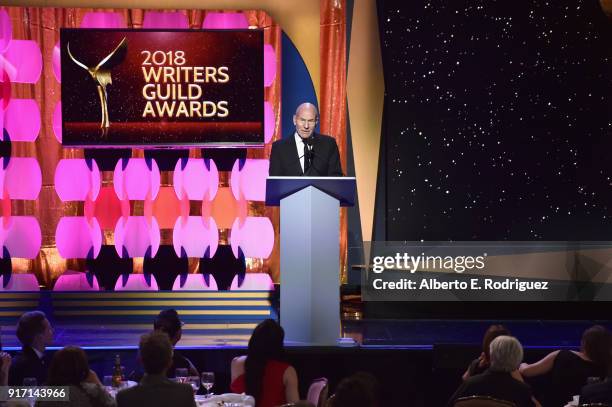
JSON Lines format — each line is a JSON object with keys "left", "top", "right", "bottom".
{"left": 139, "top": 331, "right": 173, "bottom": 375}
{"left": 153, "top": 309, "right": 183, "bottom": 346}
{"left": 489, "top": 335, "right": 523, "bottom": 373}
{"left": 293, "top": 103, "right": 318, "bottom": 139}
{"left": 16, "top": 311, "right": 53, "bottom": 350}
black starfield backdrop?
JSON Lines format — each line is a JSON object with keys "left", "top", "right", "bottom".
{"left": 379, "top": 0, "right": 612, "bottom": 241}
{"left": 61, "top": 29, "right": 263, "bottom": 147}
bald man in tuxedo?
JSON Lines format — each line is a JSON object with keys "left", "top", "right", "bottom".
{"left": 269, "top": 103, "right": 343, "bottom": 176}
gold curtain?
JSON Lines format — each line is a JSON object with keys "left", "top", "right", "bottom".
{"left": 2, "top": 7, "right": 282, "bottom": 286}
{"left": 320, "top": 0, "right": 348, "bottom": 282}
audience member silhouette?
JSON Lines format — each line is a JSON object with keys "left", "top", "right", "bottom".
{"left": 116, "top": 331, "right": 196, "bottom": 407}
{"left": 129, "top": 309, "right": 198, "bottom": 381}
{"left": 449, "top": 336, "right": 539, "bottom": 407}
{"left": 38, "top": 346, "right": 115, "bottom": 407}
{"left": 231, "top": 319, "right": 299, "bottom": 407}
{"left": 520, "top": 325, "right": 611, "bottom": 407}
{"left": 463, "top": 324, "right": 511, "bottom": 380}
{"left": 9, "top": 311, "right": 53, "bottom": 386}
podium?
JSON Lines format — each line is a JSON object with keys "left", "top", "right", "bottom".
{"left": 266, "top": 176, "right": 356, "bottom": 345}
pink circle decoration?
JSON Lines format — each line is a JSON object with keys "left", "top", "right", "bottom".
{"left": 0, "top": 216, "right": 42, "bottom": 259}
{"left": 53, "top": 102, "right": 62, "bottom": 143}
{"left": 230, "top": 217, "right": 274, "bottom": 259}
{"left": 93, "top": 186, "right": 122, "bottom": 231}
{"left": 264, "top": 45, "right": 277, "bottom": 87}
{"left": 230, "top": 273, "right": 274, "bottom": 291}
{"left": 202, "top": 12, "right": 248, "bottom": 29}
{"left": 114, "top": 216, "right": 160, "bottom": 258}
{"left": 80, "top": 12, "right": 127, "bottom": 28}
{"left": 55, "top": 217, "right": 102, "bottom": 259}
{"left": 3, "top": 40, "right": 42, "bottom": 84}
{"left": 143, "top": 11, "right": 189, "bottom": 28}
{"left": 55, "top": 159, "right": 101, "bottom": 202}
{"left": 0, "top": 157, "right": 42, "bottom": 200}
{"left": 52, "top": 41, "right": 61, "bottom": 82}
{"left": 0, "top": 10, "right": 12, "bottom": 54}
{"left": 0, "top": 274, "right": 40, "bottom": 291}
{"left": 54, "top": 271, "right": 100, "bottom": 291}
{"left": 264, "top": 102, "right": 274, "bottom": 144}
{"left": 151, "top": 187, "right": 181, "bottom": 229}
{"left": 230, "top": 159, "right": 269, "bottom": 202}
{"left": 173, "top": 158, "right": 218, "bottom": 201}
{"left": 113, "top": 158, "right": 161, "bottom": 201}
{"left": 172, "top": 216, "right": 218, "bottom": 259}
{"left": 4, "top": 99, "right": 40, "bottom": 142}
{"left": 0, "top": 69, "right": 11, "bottom": 110}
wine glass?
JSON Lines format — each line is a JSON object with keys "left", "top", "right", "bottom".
{"left": 175, "top": 368, "right": 188, "bottom": 384}
{"left": 201, "top": 371, "right": 215, "bottom": 397}
{"left": 187, "top": 376, "right": 200, "bottom": 394}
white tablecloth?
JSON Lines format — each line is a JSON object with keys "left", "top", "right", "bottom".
{"left": 195, "top": 393, "right": 255, "bottom": 407}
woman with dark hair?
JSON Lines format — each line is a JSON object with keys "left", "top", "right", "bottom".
{"left": 230, "top": 319, "right": 299, "bottom": 407}
{"left": 0, "top": 326, "right": 11, "bottom": 386}
{"left": 38, "top": 346, "right": 115, "bottom": 407}
{"left": 519, "top": 325, "right": 612, "bottom": 407}
{"left": 463, "top": 324, "right": 511, "bottom": 380}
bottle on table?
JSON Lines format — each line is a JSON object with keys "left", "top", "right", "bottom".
{"left": 112, "top": 354, "right": 124, "bottom": 388}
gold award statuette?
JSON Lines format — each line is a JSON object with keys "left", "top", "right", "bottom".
{"left": 67, "top": 37, "right": 128, "bottom": 128}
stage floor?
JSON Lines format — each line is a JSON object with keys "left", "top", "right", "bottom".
{"left": 2, "top": 319, "right": 610, "bottom": 350}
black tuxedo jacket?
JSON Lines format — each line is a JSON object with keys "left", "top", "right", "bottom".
{"left": 8, "top": 346, "right": 48, "bottom": 386}
{"left": 116, "top": 374, "right": 196, "bottom": 407}
{"left": 269, "top": 133, "right": 343, "bottom": 176}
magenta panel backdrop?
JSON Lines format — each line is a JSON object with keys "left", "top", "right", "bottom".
{"left": 173, "top": 216, "right": 218, "bottom": 258}
{"left": 263, "top": 44, "right": 276, "bottom": 87}
{"left": 172, "top": 274, "right": 218, "bottom": 291}
{"left": 80, "top": 12, "right": 126, "bottom": 28}
{"left": 54, "top": 271, "right": 100, "bottom": 291}
{"left": 0, "top": 10, "right": 12, "bottom": 53}
{"left": 114, "top": 216, "right": 160, "bottom": 258}
{"left": 0, "top": 274, "right": 40, "bottom": 291}
{"left": 230, "top": 216, "right": 274, "bottom": 259}
{"left": 4, "top": 99, "right": 40, "bottom": 142}
{"left": 0, "top": 216, "right": 41, "bottom": 259}
{"left": 230, "top": 158, "right": 269, "bottom": 202}
{"left": 114, "top": 158, "right": 161, "bottom": 201}
{"left": 55, "top": 217, "right": 102, "bottom": 259}
{"left": 143, "top": 11, "right": 189, "bottom": 28}
{"left": 230, "top": 273, "right": 274, "bottom": 291}
{"left": 173, "top": 158, "right": 218, "bottom": 201}
{"left": 0, "top": 157, "right": 42, "bottom": 200}
{"left": 55, "top": 159, "right": 100, "bottom": 202}
{"left": 202, "top": 12, "right": 248, "bottom": 29}
{"left": 2, "top": 40, "right": 42, "bottom": 84}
